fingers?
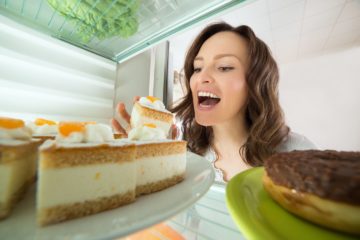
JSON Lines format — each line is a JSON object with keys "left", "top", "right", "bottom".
{"left": 116, "top": 102, "right": 131, "bottom": 124}
{"left": 114, "top": 98, "right": 179, "bottom": 140}
{"left": 110, "top": 118, "right": 127, "bottom": 135}
{"left": 133, "top": 96, "right": 140, "bottom": 103}
{"left": 170, "top": 124, "right": 179, "bottom": 140}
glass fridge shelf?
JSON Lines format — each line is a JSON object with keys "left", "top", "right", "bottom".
{"left": 0, "top": 0, "right": 247, "bottom": 62}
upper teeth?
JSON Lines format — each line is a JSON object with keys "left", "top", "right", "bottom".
{"left": 198, "top": 91, "right": 220, "bottom": 99}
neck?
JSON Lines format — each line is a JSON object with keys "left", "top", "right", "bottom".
{"left": 211, "top": 116, "right": 248, "bottom": 158}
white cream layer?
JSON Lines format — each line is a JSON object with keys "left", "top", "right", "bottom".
{"left": 128, "top": 125, "right": 166, "bottom": 141}
{"left": 131, "top": 108, "right": 172, "bottom": 136}
{"left": 0, "top": 165, "right": 14, "bottom": 203}
{"left": 0, "top": 126, "right": 31, "bottom": 140}
{"left": 136, "top": 153, "right": 186, "bottom": 186}
{"left": 28, "top": 122, "right": 57, "bottom": 135}
{"left": 138, "top": 97, "right": 170, "bottom": 113}
{"left": 0, "top": 139, "right": 30, "bottom": 146}
{"left": 56, "top": 124, "right": 114, "bottom": 143}
{"left": 37, "top": 162, "right": 136, "bottom": 208}
{"left": 0, "top": 160, "right": 31, "bottom": 203}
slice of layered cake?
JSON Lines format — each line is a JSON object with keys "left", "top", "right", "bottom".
{"left": 128, "top": 123, "right": 186, "bottom": 196}
{"left": 131, "top": 96, "right": 174, "bottom": 137}
{"left": 28, "top": 118, "right": 58, "bottom": 141}
{"left": 0, "top": 117, "right": 40, "bottom": 219}
{"left": 37, "top": 122, "right": 136, "bottom": 226}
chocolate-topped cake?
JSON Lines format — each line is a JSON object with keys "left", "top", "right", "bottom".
{"left": 263, "top": 150, "right": 360, "bottom": 235}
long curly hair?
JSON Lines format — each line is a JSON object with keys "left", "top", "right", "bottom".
{"left": 171, "top": 22, "right": 289, "bottom": 166}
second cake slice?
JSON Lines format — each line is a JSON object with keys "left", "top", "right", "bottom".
{"left": 130, "top": 96, "right": 173, "bottom": 136}
{"left": 37, "top": 122, "right": 136, "bottom": 226}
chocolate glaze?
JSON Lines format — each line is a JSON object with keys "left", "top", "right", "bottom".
{"left": 264, "top": 150, "right": 360, "bottom": 205}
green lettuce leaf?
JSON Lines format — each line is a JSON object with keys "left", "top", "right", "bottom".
{"left": 47, "top": 0, "right": 140, "bottom": 42}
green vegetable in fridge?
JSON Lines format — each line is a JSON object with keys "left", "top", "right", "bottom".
{"left": 47, "top": 0, "right": 140, "bottom": 42}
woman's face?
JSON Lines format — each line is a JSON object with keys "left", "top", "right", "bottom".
{"left": 190, "top": 31, "right": 249, "bottom": 127}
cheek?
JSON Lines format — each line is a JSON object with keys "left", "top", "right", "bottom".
{"left": 189, "top": 76, "right": 196, "bottom": 90}
{"left": 232, "top": 74, "right": 247, "bottom": 90}
{"left": 189, "top": 77, "right": 197, "bottom": 96}
{"left": 225, "top": 77, "right": 247, "bottom": 96}
{"left": 222, "top": 78, "right": 248, "bottom": 112}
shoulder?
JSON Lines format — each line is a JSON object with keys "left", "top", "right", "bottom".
{"left": 276, "top": 132, "right": 317, "bottom": 153}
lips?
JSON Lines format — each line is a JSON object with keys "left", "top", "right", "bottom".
{"left": 197, "top": 91, "right": 221, "bottom": 108}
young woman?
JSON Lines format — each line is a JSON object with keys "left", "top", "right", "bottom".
{"left": 112, "top": 22, "right": 316, "bottom": 183}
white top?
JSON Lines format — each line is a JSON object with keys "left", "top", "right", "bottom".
{"left": 203, "top": 132, "right": 317, "bottom": 183}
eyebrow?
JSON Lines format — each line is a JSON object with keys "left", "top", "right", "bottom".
{"left": 194, "top": 54, "right": 244, "bottom": 64}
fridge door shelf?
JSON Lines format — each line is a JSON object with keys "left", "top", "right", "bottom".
{"left": 0, "top": 0, "right": 247, "bottom": 62}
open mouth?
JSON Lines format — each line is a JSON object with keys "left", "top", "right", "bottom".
{"left": 198, "top": 91, "right": 221, "bottom": 107}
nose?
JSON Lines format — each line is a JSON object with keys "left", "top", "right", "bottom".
{"left": 198, "top": 67, "right": 214, "bottom": 84}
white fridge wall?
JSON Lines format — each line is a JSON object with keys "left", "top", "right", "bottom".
{"left": 115, "top": 50, "right": 151, "bottom": 115}
{"left": 279, "top": 47, "right": 360, "bottom": 151}
{"left": 0, "top": 15, "right": 116, "bottom": 124}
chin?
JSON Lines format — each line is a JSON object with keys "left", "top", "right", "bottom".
{"left": 194, "top": 115, "right": 216, "bottom": 127}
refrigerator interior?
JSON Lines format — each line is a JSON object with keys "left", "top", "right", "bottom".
{"left": 0, "top": 0, "right": 249, "bottom": 124}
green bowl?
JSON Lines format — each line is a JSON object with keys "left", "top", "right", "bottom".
{"left": 226, "top": 167, "right": 358, "bottom": 240}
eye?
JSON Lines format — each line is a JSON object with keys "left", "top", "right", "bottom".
{"left": 193, "top": 67, "right": 202, "bottom": 73}
{"left": 219, "top": 66, "right": 234, "bottom": 72}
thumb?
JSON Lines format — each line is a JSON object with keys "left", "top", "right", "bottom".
{"left": 170, "top": 124, "right": 179, "bottom": 140}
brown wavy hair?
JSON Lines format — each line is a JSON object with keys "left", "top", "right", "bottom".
{"left": 171, "top": 22, "right": 289, "bottom": 166}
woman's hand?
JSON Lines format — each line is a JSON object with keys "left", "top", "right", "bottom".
{"left": 111, "top": 96, "right": 179, "bottom": 139}
{"left": 170, "top": 124, "right": 179, "bottom": 140}
{"left": 111, "top": 96, "right": 140, "bottom": 136}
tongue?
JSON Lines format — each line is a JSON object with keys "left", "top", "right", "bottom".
{"left": 201, "top": 98, "right": 220, "bottom": 106}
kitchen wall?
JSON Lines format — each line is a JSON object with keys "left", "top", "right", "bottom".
{"left": 0, "top": 15, "right": 116, "bottom": 124}
{"left": 279, "top": 46, "right": 360, "bottom": 151}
